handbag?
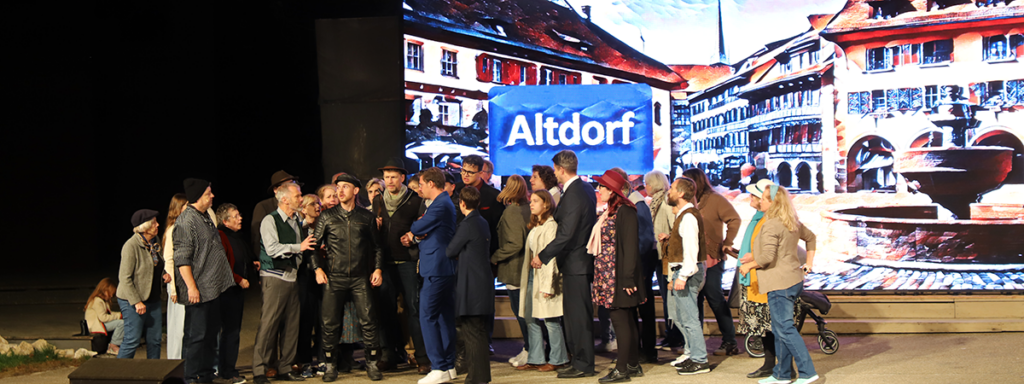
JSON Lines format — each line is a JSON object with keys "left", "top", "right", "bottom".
{"left": 727, "top": 268, "right": 742, "bottom": 309}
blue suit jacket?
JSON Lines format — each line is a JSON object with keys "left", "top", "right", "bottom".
{"left": 410, "top": 191, "right": 457, "bottom": 277}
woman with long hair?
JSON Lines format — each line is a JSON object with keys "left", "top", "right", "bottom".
{"left": 590, "top": 170, "right": 645, "bottom": 382}
{"left": 517, "top": 189, "right": 569, "bottom": 371}
{"left": 681, "top": 168, "right": 741, "bottom": 356}
{"left": 739, "top": 186, "right": 818, "bottom": 384}
{"left": 85, "top": 277, "right": 123, "bottom": 355}
{"left": 163, "top": 193, "right": 189, "bottom": 359}
{"left": 117, "top": 209, "right": 169, "bottom": 359}
{"left": 317, "top": 184, "right": 340, "bottom": 210}
{"left": 531, "top": 165, "right": 561, "bottom": 204}
{"left": 491, "top": 175, "right": 532, "bottom": 367}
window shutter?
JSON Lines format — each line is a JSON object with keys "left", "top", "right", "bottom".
{"left": 476, "top": 54, "right": 492, "bottom": 82}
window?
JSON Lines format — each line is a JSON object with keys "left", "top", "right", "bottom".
{"left": 540, "top": 68, "right": 553, "bottom": 85}
{"left": 491, "top": 59, "right": 502, "bottom": 83}
{"left": 520, "top": 66, "right": 528, "bottom": 85}
{"left": 440, "top": 49, "right": 457, "bottom": 77}
{"left": 654, "top": 102, "right": 662, "bottom": 126}
{"left": 921, "top": 40, "right": 953, "bottom": 65}
{"left": 872, "top": 90, "right": 886, "bottom": 111}
{"left": 558, "top": 73, "right": 567, "bottom": 85}
{"left": 848, "top": 91, "right": 871, "bottom": 114}
{"left": 593, "top": 76, "right": 607, "bottom": 84}
{"left": 1007, "top": 80, "right": 1024, "bottom": 106}
{"left": 438, "top": 103, "right": 460, "bottom": 126}
{"left": 925, "top": 85, "right": 940, "bottom": 108}
{"left": 984, "top": 34, "right": 1023, "bottom": 61}
{"left": 897, "top": 44, "right": 920, "bottom": 66}
{"left": 406, "top": 41, "right": 423, "bottom": 71}
{"left": 867, "top": 47, "right": 893, "bottom": 71}
{"left": 887, "top": 87, "right": 922, "bottom": 110}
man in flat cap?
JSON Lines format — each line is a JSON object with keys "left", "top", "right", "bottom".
{"left": 173, "top": 178, "right": 236, "bottom": 384}
{"left": 252, "top": 170, "right": 301, "bottom": 254}
{"left": 313, "top": 173, "right": 386, "bottom": 382}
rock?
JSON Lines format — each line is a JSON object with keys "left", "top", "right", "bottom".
{"left": 0, "top": 334, "right": 7, "bottom": 347}
{"left": 31, "top": 339, "right": 52, "bottom": 353}
{"left": 60, "top": 349, "right": 75, "bottom": 358}
{"left": 73, "top": 348, "right": 96, "bottom": 359}
{"left": 0, "top": 343, "right": 10, "bottom": 355}
{"left": 15, "top": 341, "right": 34, "bottom": 356}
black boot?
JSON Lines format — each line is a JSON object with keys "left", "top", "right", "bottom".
{"left": 599, "top": 368, "right": 631, "bottom": 383}
{"left": 323, "top": 351, "right": 339, "bottom": 382}
{"left": 627, "top": 364, "right": 644, "bottom": 378}
{"left": 365, "top": 350, "right": 383, "bottom": 381}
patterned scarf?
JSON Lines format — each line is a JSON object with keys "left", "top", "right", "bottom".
{"left": 649, "top": 190, "right": 666, "bottom": 220}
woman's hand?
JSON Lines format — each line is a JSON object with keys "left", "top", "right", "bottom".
{"left": 170, "top": 295, "right": 177, "bottom": 303}
{"left": 740, "top": 253, "right": 754, "bottom": 264}
{"left": 739, "top": 262, "right": 756, "bottom": 276}
{"left": 531, "top": 256, "right": 543, "bottom": 269}
{"left": 134, "top": 302, "right": 147, "bottom": 315}
{"left": 657, "top": 233, "right": 669, "bottom": 242}
{"left": 543, "top": 293, "right": 555, "bottom": 298}
{"left": 624, "top": 287, "right": 636, "bottom": 295}
{"left": 162, "top": 273, "right": 172, "bottom": 283}
{"left": 239, "top": 279, "right": 250, "bottom": 289}
{"left": 672, "top": 277, "right": 687, "bottom": 291}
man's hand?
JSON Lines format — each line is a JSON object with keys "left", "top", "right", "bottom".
{"left": 253, "top": 261, "right": 261, "bottom": 269}
{"left": 162, "top": 273, "right": 172, "bottom": 283}
{"left": 624, "top": 287, "right": 636, "bottom": 295}
{"left": 673, "top": 277, "right": 687, "bottom": 291}
{"left": 657, "top": 233, "right": 669, "bottom": 242}
{"left": 740, "top": 253, "right": 754, "bottom": 264}
{"left": 239, "top": 279, "right": 250, "bottom": 289}
{"left": 723, "top": 245, "right": 738, "bottom": 258}
{"left": 300, "top": 234, "right": 316, "bottom": 251}
{"left": 376, "top": 217, "right": 383, "bottom": 229}
{"left": 315, "top": 268, "right": 328, "bottom": 285}
{"left": 134, "top": 302, "right": 147, "bottom": 315}
{"left": 401, "top": 232, "right": 414, "bottom": 247}
{"left": 187, "top": 286, "right": 201, "bottom": 304}
{"left": 531, "top": 256, "right": 543, "bottom": 269}
{"left": 370, "top": 269, "right": 383, "bottom": 287}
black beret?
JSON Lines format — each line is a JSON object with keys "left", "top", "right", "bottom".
{"left": 131, "top": 209, "right": 159, "bottom": 228}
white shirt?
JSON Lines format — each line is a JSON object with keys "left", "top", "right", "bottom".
{"left": 669, "top": 202, "right": 700, "bottom": 279}
{"left": 259, "top": 207, "right": 303, "bottom": 282}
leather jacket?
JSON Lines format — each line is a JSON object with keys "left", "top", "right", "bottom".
{"left": 311, "top": 205, "right": 384, "bottom": 277}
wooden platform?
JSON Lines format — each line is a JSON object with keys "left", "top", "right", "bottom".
{"left": 491, "top": 294, "right": 1024, "bottom": 338}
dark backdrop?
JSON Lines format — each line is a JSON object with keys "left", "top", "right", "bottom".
{"left": 9, "top": 1, "right": 401, "bottom": 277}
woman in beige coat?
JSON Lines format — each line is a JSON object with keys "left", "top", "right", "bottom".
{"left": 516, "top": 189, "right": 568, "bottom": 371}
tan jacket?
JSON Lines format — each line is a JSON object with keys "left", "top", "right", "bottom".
{"left": 752, "top": 218, "right": 816, "bottom": 293}
{"left": 85, "top": 297, "right": 121, "bottom": 334}
{"left": 696, "top": 191, "right": 741, "bottom": 259}
{"left": 519, "top": 218, "right": 562, "bottom": 319}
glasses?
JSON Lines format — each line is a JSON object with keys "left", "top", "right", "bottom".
{"left": 460, "top": 169, "right": 478, "bottom": 176}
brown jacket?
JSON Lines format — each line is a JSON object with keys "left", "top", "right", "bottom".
{"left": 696, "top": 191, "right": 741, "bottom": 259}
{"left": 752, "top": 218, "right": 816, "bottom": 293}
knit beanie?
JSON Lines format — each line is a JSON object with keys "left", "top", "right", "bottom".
{"left": 184, "top": 178, "right": 210, "bottom": 203}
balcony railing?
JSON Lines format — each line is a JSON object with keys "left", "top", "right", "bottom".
{"left": 769, "top": 143, "right": 822, "bottom": 154}
{"left": 747, "top": 106, "right": 820, "bottom": 127}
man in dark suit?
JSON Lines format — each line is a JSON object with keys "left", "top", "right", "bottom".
{"left": 406, "top": 167, "right": 459, "bottom": 384}
{"left": 453, "top": 155, "right": 504, "bottom": 255}
{"left": 445, "top": 186, "right": 494, "bottom": 384}
{"left": 534, "top": 150, "right": 597, "bottom": 378}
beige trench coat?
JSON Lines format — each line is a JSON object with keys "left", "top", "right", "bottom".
{"left": 519, "top": 217, "right": 562, "bottom": 319}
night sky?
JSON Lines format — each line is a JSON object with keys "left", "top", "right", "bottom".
{"left": 9, "top": 1, "right": 400, "bottom": 275}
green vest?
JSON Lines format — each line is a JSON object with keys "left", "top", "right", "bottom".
{"left": 258, "top": 210, "right": 299, "bottom": 271}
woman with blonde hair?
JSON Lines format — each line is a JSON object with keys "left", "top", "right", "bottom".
{"left": 317, "top": 184, "right": 339, "bottom": 210}
{"left": 163, "top": 193, "right": 189, "bottom": 359}
{"left": 517, "top": 188, "right": 569, "bottom": 372}
{"left": 491, "top": 174, "right": 531, "bottom": 366}
{"left": 739, "top": 186, "right": 818, "bottom": 384}
{"left": 85, "top": 277, "right": 123, "bottom": 355}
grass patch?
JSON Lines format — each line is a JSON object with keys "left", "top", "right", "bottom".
{"left": 0, "top": 346, "right": 87, "bottom": 379}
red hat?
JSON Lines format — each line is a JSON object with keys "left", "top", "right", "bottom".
{"left": 593, "top": 170, "right": 630, "bottom": 202}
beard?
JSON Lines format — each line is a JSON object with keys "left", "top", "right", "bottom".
{"left": 667, "top": 194, "right": 679, "bottom": 207}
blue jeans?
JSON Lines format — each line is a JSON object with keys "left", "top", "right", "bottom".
{"left": 116, "top": 298, "right": 162, "bottom": 359}
{"left": 506, "top": 289, "right": 530, "bottom": 351}
{"left": 102, "top": 319, "right": 125, "bottom": 346}
{"left": 656, "top": 263, "right": 683, "bottom": 345}
{"left": 524, "top": 270, "right": 567, "bottom": 366}
{"left": 768, "top": 282, "right": 817, "bottom": 380}
{"left": 668, "top": 264, "right": 707, "bottom": 363}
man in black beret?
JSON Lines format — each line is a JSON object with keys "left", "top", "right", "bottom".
{"left": 173, "top": 178, "right": 236, "bottom": 384}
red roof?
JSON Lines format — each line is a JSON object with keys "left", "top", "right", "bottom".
{"left": 404, "top": 0, "right": 683, "bottom": 87}
{"left": 823, "top": 0, "right": 1024, "bottom": 36}
{"left": 668, "top": 64, "right": 734, "bottom": 92}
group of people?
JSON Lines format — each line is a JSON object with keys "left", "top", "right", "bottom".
{"left": 85, "top": 148, "right": 821, "bottom": 384}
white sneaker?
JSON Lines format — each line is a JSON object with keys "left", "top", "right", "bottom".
{"left": 758, "top": 376, "right": 793, "bottom": 384}
{"left": 418, "top": 370, "right": 451, "bottom": 384}
{"left": 509, "top": 349, "right": 529, "bottom": 367}
{"left": 793, "top": 375, "right": 819, "bottom": 384}
{"left": 671, "top": 354, "right": 691, "bottom": 367}
{"left": 447, "top": 368, "right": 458, "bottom": 380}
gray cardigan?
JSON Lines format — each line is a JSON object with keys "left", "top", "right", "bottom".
{"left": 117, "top": 234, "right": 161, "bottom": 305}
{"left": 752, "top": 218, "right": 816, "bottom": 293}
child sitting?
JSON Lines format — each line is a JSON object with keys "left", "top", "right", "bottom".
{"left": 84, "top": 277, "right": 124, "bottom": 354}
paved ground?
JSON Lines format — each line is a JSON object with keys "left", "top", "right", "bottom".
{"left": 3, "top": 273, "right": 1024, "bottom": 383}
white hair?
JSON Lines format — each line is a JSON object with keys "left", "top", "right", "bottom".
{"left": 276, "top": 183, "right": 299, "bottom": 203}
{"left": 133, "top": 218, "right": 157, "bottom": 234}
{"left": 644, "top": 170, "right": 670, "bottom": 194}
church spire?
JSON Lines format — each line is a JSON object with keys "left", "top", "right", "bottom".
{"left": 717, "top": 0, "right": 727, "bottom": 64}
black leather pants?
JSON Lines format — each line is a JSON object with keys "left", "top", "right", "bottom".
{"left": 321, "top": 276, "right": 378, "bottom": 356}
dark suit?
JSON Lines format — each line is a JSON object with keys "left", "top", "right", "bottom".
{"left": 538, "top": 177, "right": 597, "bottom": 373}
{"left": 633, "top": 198, "right": 659, "bottom": 359}
{"left": 446, "top": 210, "right": 493, "bottom": 384}
{"left": 454, "top": 182, "right": 504, "bottom": 255}
{"left": 409, "top": 191, "right": 458, "bottom": 371}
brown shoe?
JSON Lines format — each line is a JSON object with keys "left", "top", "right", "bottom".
{"left": 417, "top": 365, "right": 432, "bottom": 375}
{"left": 538, "top": 364, "right": 566, "bottom": 372}
{"left": 376, "top": 360, "right": 396, "bottom": 372}
{"left": 517, "top": 364, "right": 543, "bottom": 371}
{"left": 266, "top": 368, "right": 278, "bottom": 378}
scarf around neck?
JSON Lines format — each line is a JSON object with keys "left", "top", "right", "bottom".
{"left": 382, "top": 185, "right": 409, "bottom": 216}
{"left": 737, "top": 210, "right": 765, "bottom": 286}
{"left": 650, "top": 190, "right": 666, "bottom": 220}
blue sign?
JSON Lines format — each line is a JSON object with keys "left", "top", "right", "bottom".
{"left": 488, "top": 84, "right": 654, "bottom": 175}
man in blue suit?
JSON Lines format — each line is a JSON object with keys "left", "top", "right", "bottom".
{"left": 405, "top": 167, "right": 459, "bottom": 384}
{"left": 534, "top": 150, "right": 598, "bottom": 378}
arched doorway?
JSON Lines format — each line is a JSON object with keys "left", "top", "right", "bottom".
{"left": 796, "top": 162, "right": 812, "bottom": 191}
{"left": 974, "top": 129, "right": 1024, "bottom": 184}
{"left": 847, "top": 135, "right": 897, "bottom": 192}
{"left": 909, "top": 130, "right": 944, "bottom": 148}
{"left": 777, "top": 162, "right": 793, "bottom": 187}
